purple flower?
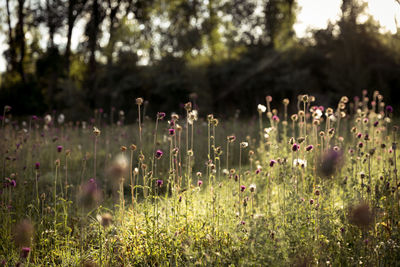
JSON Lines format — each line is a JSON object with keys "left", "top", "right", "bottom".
{"left": 169, "top": 128, "right": 175, "bottom": 136}
{"left": 35, "top": 162, "right": 40, "bottom": 170}
{"left": 240, "top": 185, "right": 246, "bottom": 192}
{"left": 156, "top": 179, "right": 163, "bottom": 187}
{"left": 272, "top": 115, "right": 279, "bottom": 122}
{"left": 155, "top": 149, "right": 163, "bottom": 159}
{"left": 292, "top": 143, "right": 299, "bottom": 152}
{"left": 310, "top": 199, "right": 314, "bottom": 205}
{"left": 198, "top": 180, "right": 203, "bottom": 187}
{"left": 21, "top": 247, "right": 31, "bottom": 258}
{"left": 269, "top": 159, "right": 277, "bottom": 167}
{"left": 386, "top": 105, "right": 393, "bottom": 113}
{"left": 373, "top": 121, "right": 379, "bottom": 127}
{"left": 57, "top": 146, "right": 63, "bottom": 153}
{"left": 306, "top": 145, "right": 314, "bottom": 151}
{"left": 255, "top": 168, "right": 261, "bottom": 174}
{"left": 32, "top": 115, "right": 38, "bottom": 120}
{"left": 157, "top": 112, "right": 166, "bottom": 120}
{"left": 10, "top": 180, "right": 16, "bottom": 187}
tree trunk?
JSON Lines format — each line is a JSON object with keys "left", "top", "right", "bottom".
{"left": 17, "top": 0, "right": 26, "bottom": 83}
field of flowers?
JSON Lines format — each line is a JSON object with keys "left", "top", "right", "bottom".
{"left": 1, "top": 91, "right": 399, "bottom": 266}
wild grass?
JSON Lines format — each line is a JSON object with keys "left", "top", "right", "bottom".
{"left": 0, "top": 91, "right": 399, "bottom": 266}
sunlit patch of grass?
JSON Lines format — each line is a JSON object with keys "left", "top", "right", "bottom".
{"left": 1, "top": 90, "right": 400, "bottom": 265}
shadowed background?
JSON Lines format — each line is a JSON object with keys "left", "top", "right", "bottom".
{"left": 0, "top": 0, "right": 399, "bottom": 120}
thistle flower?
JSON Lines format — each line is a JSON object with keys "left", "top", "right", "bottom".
{"left": 184, "top": 102, "right": 192, "bottom": 111}
{"left": 130, "top": 144, "right": 137, "bottom": 151}
{"left": 257, "top": 104, "right": 266, "bottom": 113}
{"left": 306, "top": 145, "right": 314, "bottom": 152}
{"left": 57, "top": 146, "right": 63, "bottom": 153}
{"left": 272, "top": 115, "right": 279, "bottom": 122}
{"left": 44, "top": 114, "right": 52, "bottom": 125}
{"left": 269, "top": 159, "right": 277, "bottom": 167}
{"left": 188, "top": 110, "right": 198, "bottom": 125}
{"left": 292, "top": 143, "right": 299, "bottom": 152}
{"left": 197, "top": 180, "right": 203, "bottom": 187}
{"left": 266, "top": 95, "right": 272, "bottom": 103}
{"left": 349, "top": 202, "right": 373, "bottom": 228}
{"left": 57, "top": 114, "right": 65, "bottom": 124}
{"left": 157, "top": 112, "right": 166, "bottom": 120}
{"left": 318, "top": 149, "right": 344, "bottom": 178}
{"left": 20, "top": 247, "right": 31, "bottom": 259}
{"left": 169, "top": 128, "right": 175, "bottom": 136}
{"left": 196, "top": 171, "right": 202, "bottom": 177}
{"left": 310, "top": 199, "right": 314, "bottom": 205}
{"left": 136, "top": 97, "right": 144, "bottom": 105}
{"left": 99, "top": 213, "right": 113, "bottom": 228}
{"left": 240, "top": 142, "right": 248, "bottom": 148}
{"left": 13, "top": 220, "right": 34, "bottom": 247}
{"left": 156, "top": 179, "right": 163, "bottom": 187}
{"left": 35, "top": 162, "right": 40, "bottom": 170}
{"left": 386, "top": 105, "right": 393, "bottom": 113}
{"left": 93, "top": 127, "right": 101, "bottom": 136}
{"left": 155, "top": 149, "right": 163, "bottom": 159}
{"left": 227, "top": 135, "right": 236, "bottom": 143}
{"left": 249, "top": 184, "right": 256, "bottom": 192}
{"left": 240, "top": 185, "right": 246, "bottom": 192}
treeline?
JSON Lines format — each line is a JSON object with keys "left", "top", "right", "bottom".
{"left": 1, "top": 0, "right": 400, "bottom": 119}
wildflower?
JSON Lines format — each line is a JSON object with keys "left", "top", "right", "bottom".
{"left": 99, "top": 213, "right": 113, "bottom": 228}
{"left": 373, "top": 121, "right": 379, "bottom": 127}
{"left": 184, "top": 102, "right": 192, "bottom": 111}
{"left": 156, "top": 180, "right": 163, "bottom": 187}
{"left": 20, "top": 247, "right": 31, "bottom": 259}
{"left": 169, "top": 128, "right": 175, "bottom": 136}
{"left": 93, "top": 127, "right": 101, "bottom": 136}
{"left": 310, "top": 199, "right": 314, "bottom": 205}
{"left": 108, "top": 154, "right": 128, "bottom": 179}
{"left": 272, "top": 115, "right": 279, "bottom": 122}
{"left": 249, "top": 184, "right": 256, "bottom": 192}
{"left": 386, "top": 105, "right": 393, "bottom": 113}
{"left": 197, "top": 180, "right": 203, "bottom": 187}
{"left": 306, "top": 145, "right": 314, "bottom": 152}
{"left": 269, "top": 159, "right": 277, "bottom": 167}
{"left": 222, "top": 169, "right": 229, "bottom": 175}
{"left": 196, "top": 172, "right": 202, "bottom": 177}
{"left": 240, "top": 185, "right": 246, "bottom": 192}
{"left": 227, "top": 135, "right": 236, "bottom": 143}
{"left": 240, "top": 142, "right": 248, "bottom": 148}
{"left": 257, "top": 104, "right": 266, "bottom": 113}
{"left": 57, "top": 146, "right": 63, "bottom": 153}
{"left": 266, "top": 96, "right": 272, "bottom": 103}
{"left": 155, "top": 149, "right": 163, "bottom": 159}
{"left": 130, "top": 144, "right": 137, "bottom": 151}
{"left": 293, "top": 159, "right": 307, "bottom": 168}
{"left": 255, "top": 168, "right": 261, "bottom": 174}
{"left": 78, "top": 179, "right": 102, "bottom": 209}
{"left": 44, "top": 114, "right": 52, "bottom": 125}
{"left": 57, "top": 114, "right": 65, "bottom": 124}
{"left": 35, "top": 162, "right": 40, "bottom": 170}
{"left": 188, "top": 110, "right": 198, "bottom": 125}
{"left": 318, "top": 149, "right": 344, "bottom": 178}
{"left": 157, "top": 112, "right": 166, "bottom": 120}
{"left": 291, "top": 114, "right": 298, "bottom": 121}
{"left": 349, "top": 202, "right": 373, "bottom": 228}
{"left": 292, "top": 143, "right": 299, "bottom": 152}
{"left": 357, "top": 133, "right": 362, "bottom": 139}
{"left": 135, "top": 97, "right": 144, "bottom": 105}
{"left": 282, "top": 98, "right": 289, "bottom": 105}
{"left": 13, "top": 220, "right": 34, "bottom": 247}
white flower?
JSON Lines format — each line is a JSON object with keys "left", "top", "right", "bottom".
{"left": 44, "top": 114, "right": 52, "bottom": 125}
{"left": 240, "top": 142, "right": 248, "bottom": 148}
{"left": 264, "top": 127, "right": 274, "bottom": 134}
{"left": 314, "top": 109, "right": 322, "bottom": 119}
{"left": 222, "top": 169, "right": 229, "bottom": 175}
{"left": 188, "top": 110, "right": 198, "bottom": 125}
{"left": 257, "top": 104, "right": 266, "bottom": 113}
{"left": 57, "top": 114, "right": 65, "bottom": 124}
{"left": 293, "top": 159, "right": 307, "bottom": 168}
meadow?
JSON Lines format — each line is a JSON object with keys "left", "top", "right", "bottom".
{"left": 1, "top": 91, "right": 399, "bottom": 266}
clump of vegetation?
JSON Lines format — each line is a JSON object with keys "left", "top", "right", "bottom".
{"left": 1, "top": 90, "right": 399, "bottom": 266}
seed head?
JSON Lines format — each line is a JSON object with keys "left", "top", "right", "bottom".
{"left": 136, "top": 97, "right": 144, "bottom": 105}
{"left": 240, "top": 142, "right": 248, "bottom": 148}
{"left": 93, "top": 127, "right": 101, "bottom": 136}
{"left": 257, "top": 104, "right": 267, "bottom": 113}
{"left": 184, "top": 102, "right": 192, "bottom": 111}
{"left": 349, "top": 202, "right": 373, "bottom": 228}
{"left": 249, "top": 184, "right": 256, "bottom": 192}
{"left": 130, "top": 144, "right": 137, "bottom": 151}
